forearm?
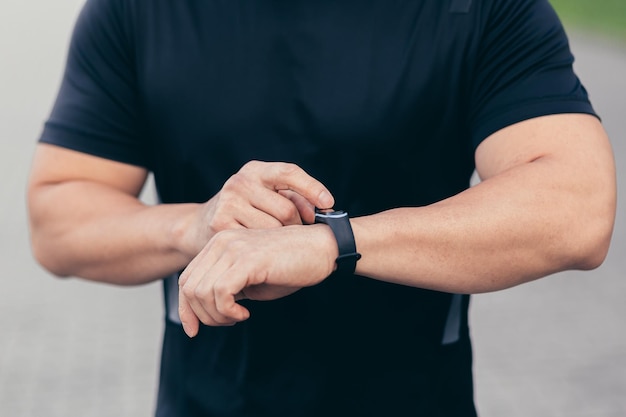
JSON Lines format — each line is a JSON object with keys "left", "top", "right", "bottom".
{"left": 29, "top": 180, "right": 199, "bottom": 285}
{"left": 351, "top": 157, "right": 615, "bottom": 294}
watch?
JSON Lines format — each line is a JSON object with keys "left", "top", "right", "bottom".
{"left": 314, "top": 208, "right": 361, "bottom": 275}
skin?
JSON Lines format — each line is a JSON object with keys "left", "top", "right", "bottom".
{"left": 28, "top": 158, "right": 334, "bottom": 285}
{"left": 27, "top": 113, "right": 616, "bottom": 338}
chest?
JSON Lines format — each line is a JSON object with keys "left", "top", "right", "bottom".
{"left": 139, "top": 2, "right": 474, "bottom": 146}
{"left": 133, "top": 1, "right": 479, "bottom": 206}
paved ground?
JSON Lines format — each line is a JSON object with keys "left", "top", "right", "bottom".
{"left": 471, "top": 31, "right": 626, "bottom": 417}
{"left": 1, "top": 2, "right": 625, "bottom": 416}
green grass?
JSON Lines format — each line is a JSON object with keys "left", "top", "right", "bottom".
{"left": 549, "top": 0, "right": 626, "bottom": 41}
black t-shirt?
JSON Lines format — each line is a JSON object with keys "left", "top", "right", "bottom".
{"left": 40, "top": 0, "right": 595, "bottom": 416}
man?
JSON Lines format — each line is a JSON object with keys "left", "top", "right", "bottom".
{"left": 27, "top": 0, "right": 616, "bottom": 415}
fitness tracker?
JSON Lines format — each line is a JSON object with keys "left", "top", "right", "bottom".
{"left": 314, "top": 208, "right": 361, "bottom": 275}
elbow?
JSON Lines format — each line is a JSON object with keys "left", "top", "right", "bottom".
{"left": 29, "top": 233, "right": 73, "bottom": 278}
{"left": 28, "top": 193, "right": 71, "bottom": 278}
{"left": 560, "top": 159, "right": 617, "bottom": 272}
{"left": 570, "top": 226, "right": 613, "bottom": 271}
{"left": 564, "top": 203, "right": 615, "bottom": 272}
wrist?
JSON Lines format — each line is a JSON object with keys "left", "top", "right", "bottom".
{"left": 309, "top": 223, "right": 340, "bottom": 276}
{"left": 314, "top": 209, "right": 361, "bottom": 275}
{"left": 169, "top": 202, "right": 206, "bottom": 259}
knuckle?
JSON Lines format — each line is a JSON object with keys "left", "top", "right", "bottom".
{"left": 193, "top": 285, "right": 208, "bottom": 300}
{"left": 242, "top": 160, "right": 262, "bottom": 172}
{"left": 277, "top": 162, "right": 299, "bottom": 177}
{"left": 223, "top": 174, "right": 246, "bottom": 192}
{"left": 207, "top": 216, "right": 227, "bottom": 232}
{"left": 181, "top": 284, "right": 196, "bottom": 300}
{"left": 213, "top": 279, "right": 232, "bottom": 296}
{"left": 276, "top": 202, "right": 299, "bottom": 222}
{"left": 208, "top": 206, "right": 234, "bottom": 231}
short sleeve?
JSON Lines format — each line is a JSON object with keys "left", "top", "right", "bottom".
{"left": 469, "top": 0, "right": 596, "bottom": 149}
{"left": 39, "top": 0, "right": 149, "bottom": 168}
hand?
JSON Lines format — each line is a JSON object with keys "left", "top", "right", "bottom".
{"left": 178, "top": 224, "right": 338, "bottom": 336}
{"left": 178, "top": 161, "right": 334, "bottom": 256}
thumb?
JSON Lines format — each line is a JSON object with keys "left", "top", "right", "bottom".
{"left": 263, "top": 162, "right": 334, "bottom": 209}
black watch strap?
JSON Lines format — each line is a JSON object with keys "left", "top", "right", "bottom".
{"left": 314, "top": 209, "right": 361, "bottom": 275}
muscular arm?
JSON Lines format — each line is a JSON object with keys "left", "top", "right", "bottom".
{"left": 27, "top": 144, "right": 334, "bottom": 285}
{"left": 177, "top": 113, "right": 616, "bottom": 332}
{"left": 27, "top": 145, "right": 197, "bottom": 285}
{"left": 351, "top": 113, "right": 616, "bottom": 293}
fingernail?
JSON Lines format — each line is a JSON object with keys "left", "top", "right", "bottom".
{"left": 181, "top": 322, "right": 194, "bottom": 338}
{"left": 318, "top": 191, "right": 334, "bottom": 209}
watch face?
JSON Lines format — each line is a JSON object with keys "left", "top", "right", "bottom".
{"left": 315, "top": 209, "right": 346, "bottom": 218}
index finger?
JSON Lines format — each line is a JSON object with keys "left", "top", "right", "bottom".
{"left": 179, "top": 285, "right": 200, "bottom": 337}
{"left": 254, "top": 161, "right": 335, "bottom": 209}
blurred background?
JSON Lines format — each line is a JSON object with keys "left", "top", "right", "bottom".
{"left": 0, "top": 1, "right": 624, "bottom": 416}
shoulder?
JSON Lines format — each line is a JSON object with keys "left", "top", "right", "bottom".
{"left": 478, "top": 0, "right": 566, "bottom": 37}
{"left": 465, "top": 0, "right": 592, "bottom": 147}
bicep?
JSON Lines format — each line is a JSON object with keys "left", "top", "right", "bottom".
{"left": 473, "top": 113, "right": 615, "bottom": 272}
{"left": 475, "top": 113, "right": 614, "bottom": 183}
